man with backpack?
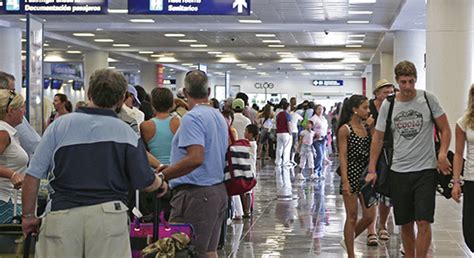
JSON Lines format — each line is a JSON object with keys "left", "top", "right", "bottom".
{"left": 366, "top": 60, "right": 452, "bottom": 258}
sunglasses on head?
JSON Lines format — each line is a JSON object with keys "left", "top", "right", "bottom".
{"left": 5, "top": 90, "right": 16, "bottom": 112}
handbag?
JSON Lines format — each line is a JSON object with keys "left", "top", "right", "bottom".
{"left": 224, "top": 126, "right": 257, "bottom": 196}
{"left": 373, "top": 95, "right": 395, "bottom": 197}
{"left": 425, "top": 91, "right": 464, "bottom": 199}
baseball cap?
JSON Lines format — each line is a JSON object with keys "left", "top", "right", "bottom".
{"left": 127, "top": 85, "right": 141, "bottom": 106}
{"left": 176, "top": 88, "right": 185, "bottom": 99}
{"left": 373, "top": 79, "right": 394, "bottom": 94}
{"left": 232, "top": 98, "right": 245, "bottom": 110}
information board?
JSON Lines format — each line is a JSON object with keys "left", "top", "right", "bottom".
{"left": 128, "top": 0, "right": 250, "bottom": 15}
{"left": 312, "top": 80, "right": 344, "bottom": 86}
{"left": 0, "top": 0, "right": 108, "bottom": 15}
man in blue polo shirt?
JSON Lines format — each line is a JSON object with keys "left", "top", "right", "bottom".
{"left": 21, "top": 69, "right": 167, "bottom": 258}
{"left": 158, "top": 70, "right": 228, "bottom": 258}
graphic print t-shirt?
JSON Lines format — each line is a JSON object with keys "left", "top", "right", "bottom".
{"left": 375, "top": 90, "right": 444, "bottom": 173}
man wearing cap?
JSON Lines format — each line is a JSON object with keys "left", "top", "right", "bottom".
{"left": 366, "top": 78, "right": 395, "bottom": 245}
{"left": 232, "top": 98, "right": 251, "bottom": 140}
{"left": 123, "top": 85, "right": 145, "bottom": 126}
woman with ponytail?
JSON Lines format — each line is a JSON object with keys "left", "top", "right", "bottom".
{"left": 337, "top": 95, "right": 377, "bottom": 258}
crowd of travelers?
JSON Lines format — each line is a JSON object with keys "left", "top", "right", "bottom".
{"left": 0, "top": 59, "right": 472, "bottom": 258}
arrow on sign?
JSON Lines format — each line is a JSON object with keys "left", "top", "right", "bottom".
{"left": 232, "top": 0, "right": 247, "bottom": 13}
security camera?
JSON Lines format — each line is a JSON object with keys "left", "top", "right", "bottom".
{"left": 324, "top": 30, "right": 329, "bottom": 35}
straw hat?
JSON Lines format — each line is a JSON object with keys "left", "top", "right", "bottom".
{"left": 373, "top": 79, "right": 394, "bottom": 94}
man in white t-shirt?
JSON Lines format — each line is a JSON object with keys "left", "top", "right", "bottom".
{"left": 232, "top": 98, "right": 251, "bottom": 140}
{"left": 123, "top": 85, "right": 145, "bottom": 127}
{"left": 290, "top": 110, "right": 303, "bottom": 166}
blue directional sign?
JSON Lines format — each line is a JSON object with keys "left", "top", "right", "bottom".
{"left": 312, "top": 80, "right": 344, "bottom": 86}
{"left": 128, "top": 0, "right": 251, "bottom": 15}
{"left": 0, "top": 0, "right": 108, "bottom": 15}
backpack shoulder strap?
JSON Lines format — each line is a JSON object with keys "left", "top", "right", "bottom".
{"left": 424, "top": 90, "right": 441, "bottom": 140}
{"left": 384, "top": 95, "right": 396, "bottom": 143}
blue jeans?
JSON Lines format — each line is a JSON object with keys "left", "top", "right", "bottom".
{"left": 313, "top": 138, "right": 326, "bottom": 176}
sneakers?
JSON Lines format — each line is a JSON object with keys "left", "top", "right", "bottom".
{"left": 309, "top": 174, "right": 318, "bottom": 180}
{"left": 296, "top": 173, "right": 305, "bottom": 180}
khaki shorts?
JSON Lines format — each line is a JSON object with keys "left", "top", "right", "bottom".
{"left": 35, "top": 201, "right": 130, "bottom": 258}
{"left": 170, "top": 183, "right": 228, "bottom": 256}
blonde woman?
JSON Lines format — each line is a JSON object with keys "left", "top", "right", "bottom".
{"left": 0, "top": 89, "right": 28, "bottom": 223}
{"left": 453, "top": 85, "right": 474, "bottom": 252}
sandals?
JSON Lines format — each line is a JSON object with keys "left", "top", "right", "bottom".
{"left": 378, "top": 229, "right": 390, "bottom": 241}
{"left": 367, "top": 234, "right": 378, "bottom": 246}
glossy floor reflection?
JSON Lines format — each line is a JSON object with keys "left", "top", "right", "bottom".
{"left": 218, "top": 160, "right": 473, "bottom": 257}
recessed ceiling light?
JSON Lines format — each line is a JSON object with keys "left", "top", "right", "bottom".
{"left": 277, "top": 52, "right": 292, "bottom": 55}
{"left": 346, "top": 45, "right": 362, "bottom": 48}
{"left": 238, "top": 19, "right": 262, "bottom": 24}
{"left": 346, "top": 40, "right": 364, "bottom": 44}
{"left": 21, "top": 50, "right": 26, "bottom": 54}
{"left": 96, "top": 28, "right": 103, "bottom": 31}
{"left": 108, "top": 58, "right": 118, "bottom": 62}
{"left": 216, "top": 54, "right": 230, "bottom": 58}
{"left": 94, "top": 39, "right": 114, "bottom": 42}
{"left": 256, "top": 34, "right": 276, "bottom": 37}
{"left": 156, "top": 57, "right": 178, "bottom": 63}
{"left": 139, "top": 51, "right": 154, "bottom": 54}
{"left": 349, "top": 0, "right": 376, "bottom": 3}
{"left": 302, "top": 72, "right": 311, "bottom": 75}
{"left": 67, "top": 51, "right": 82, "bottom": 54}
{"left": 151, "top": 54, "right": 165, "bottom": 57}
{"left": 130, "top": 19, "right": 155, "bottom": 23}
{"left": 280, "top": 54, "right": 295, "bottom": 58}
{"left": 208, "top": 51, "right": 223, "bottom": 54}
{"left": 246, "top": 67, "right": 257, "bottom": 70}
{"left": 262, "top": 40, "right": 282, "bottom": 43}
{"left": 73, "top": 33, "right": 95, "bottom": 37}
{"left": 179, "top": 39, "right": 198, "bottom": 43}
{"left": 182, "top": 63, "right": 193, "bottom": 66}
{"left": 218, "top": 57, "right": 239, "bottom": 63}
{"left": 19, "top": 18, "right": 26, "bottom": 22}
{"left": 113, "top": 44, "right": 130, "bottom": 47}
{"left": 164, "top": 33, "right": 186, "bottom": 37}
{"left": 347, "top": 20, "right": 370, "bottom": 24}
{"left": 21, "top": 39, "right": 26, "bottom": 42}
{"left": 258, "top": 63, "right": 263, "bottom": 65}
{"left": 236, "top": 63, "right": 248, "bottom": 66}
{"left": 268, "top": 45, "right": 285, "bottom": 48}
{"left": 348, "top": 34, "right": 366, "bottom": 38}
{"left": 107, "top": 66, "right": 116, "bottom": 69}
{"left": 43, "top": 43, "right": 49, "bottom": 47}
{"left": 108, "top": 9, "right": 128, "bottom": 14}
{"left": 348, "top": 10, "right": 373, "bottom": 14}
{"left": 190, "top": 44, "right": 208, "bottom": 48}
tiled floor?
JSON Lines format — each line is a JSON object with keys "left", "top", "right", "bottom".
{"left": 218, "top": 160, "right": 473, "bottom": 258}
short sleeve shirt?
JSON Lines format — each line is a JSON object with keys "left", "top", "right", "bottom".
{"left": 169, "top": 105, "right": 228, "bottom": 189}
{"left": 457, "top": 116, "right": 474, "bottom": 181}
{"left": 300, "top": 130, "right": 315, "bottom": 145}
{"left": 375, "top": 90, "right": 444, "bottom": 172}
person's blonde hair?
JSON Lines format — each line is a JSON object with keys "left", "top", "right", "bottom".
{"left": 464, "top": 85, "right": 474, "bottom": 130}
{"left": 0, "top": 90, "right": 24, "bottom": 120}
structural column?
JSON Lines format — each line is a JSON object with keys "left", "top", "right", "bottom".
{"left": 84, "top": 51, "right": 108, "bottom": 92}
{"left": 426, "top": 0, "right": 472, "bottom": 135}
{"left": 380, "top": 53, "right": 394, "bottom": 82}
{"left": 393, "top": 31, "right": 426, "bottom": 89}
{"left": 141, "top": 63, "right": 158, "bottom": 93}
{"left": 175, "top": 71, "right": 186, "bottom": 91}
{"left": 0, "top": 28, "right": 22, "bottom": 92}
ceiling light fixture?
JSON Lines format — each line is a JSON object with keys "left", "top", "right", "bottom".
{"left": 178, "top": 39, "right": 198, "bottom": 43}
{"left": 190, "top": 44, "right": 208, "bottom": 48}
{"left": 156, "top": 57, "right": 178, "bottom": 63}
{"left": 108, "top": 9, "right": 128, "bottom": 14}
{"left": 130, "top": 19, "right": 155, "bottom": 23}
{"left": 268, "top": 45, "right": 285, "bottom": 48}
{"left": 108, "top": 58, "right": 118, "bottom": 62}
{"left": 113, "top": 44, "right": 130, "bottom": 47}
{"left": 19, "top": 18, "right": 26, "bottom": 22}
{"left": 262, "top": 40, "right": 282, "bottom": 43}
{"left": 107, "top": 66, "right": 116, "bottom": 69}
{"left": 94, "top": 39, "right": 114, "bottom": 42}
{"left": 208, "top": 51, "right": 222, "bottom": 54}
{"left": 277, "top": 52, "right": 292, "bottom": 55}
{"left": 256, "top": 34, "right": 276, "bottom": 37}
{"left": 348, "top": 10, "right": 373, "bottom": 14}
{"left": 347, "top": 20, "right": 370, "bottom": 24}
{"left": 346, "top": 45, "right": 362, "bottom": 48}
{"left": 151, "top": 54, "right": 165, "bottom": 57}
{"left": 238, "top": 19, "right": 262, "bottom": 23}
{"left": 164, "top": 33, "right": 186, "bottom": 37}
{"left": 139, "top": 51, "right": 154, "bottom": 54}
{"left": 67, "top": 51, "right": 82, "bottom": 54}
{"left": 348, "top": 34, "right": 366, "bottom": 38}
{"left": 348, "top": 0, "right": 376, "bottom": 3}
{"left": 73, "top": 33, "right": 95, "bottom": 37}
{"left": 216, "top": 54, "right": 230, "bottom": 58}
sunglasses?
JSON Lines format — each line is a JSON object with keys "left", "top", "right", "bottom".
{"left": 5, "top": 90, "right": 16, "bottom": 113}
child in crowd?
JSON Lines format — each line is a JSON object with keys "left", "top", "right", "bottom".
{"left": 243, "top": 124, "right": 259, "bottom": 217}
{"left": 296, "top": 120, "right": 317, "bottom": 180}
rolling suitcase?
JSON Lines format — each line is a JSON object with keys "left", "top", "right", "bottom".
{"left": 130, "top": 190, "right": 195, "bottom": 258}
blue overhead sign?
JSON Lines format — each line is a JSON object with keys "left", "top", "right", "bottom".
{"left": 128, "top": 0, "right": 251, "bottom": 15}
{"left": 0, "top": 0, "right": 108, "bottom": 15}
{"left": 312, "top": 80, "right": 344, "bottom": 86}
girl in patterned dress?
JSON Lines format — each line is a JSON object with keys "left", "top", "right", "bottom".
{"left": 337, "top": 95, "right": 377, "bottom": 258}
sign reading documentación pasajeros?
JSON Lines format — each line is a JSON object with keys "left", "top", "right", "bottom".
{"left": 0, "top": 0, "right": 108, "bottom": 15}
{"left": 128, "top": 0, "right": 250, "bottom": 15}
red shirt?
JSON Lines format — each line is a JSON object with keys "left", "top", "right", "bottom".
{"left": 276, "top": 111, "right": 290, "bottom": 133}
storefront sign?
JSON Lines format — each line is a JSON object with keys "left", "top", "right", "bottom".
{"left": 254, "top": 82, "right": 274, "bottom": 89}
{"left": 128, "top": 0, "right": 250, "bottom": 15}
{"left": 312, "top": 80, "right": 344, "bottom": 86}
{"left": 0, "top": 0, "right": 108, "bottom": 15}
